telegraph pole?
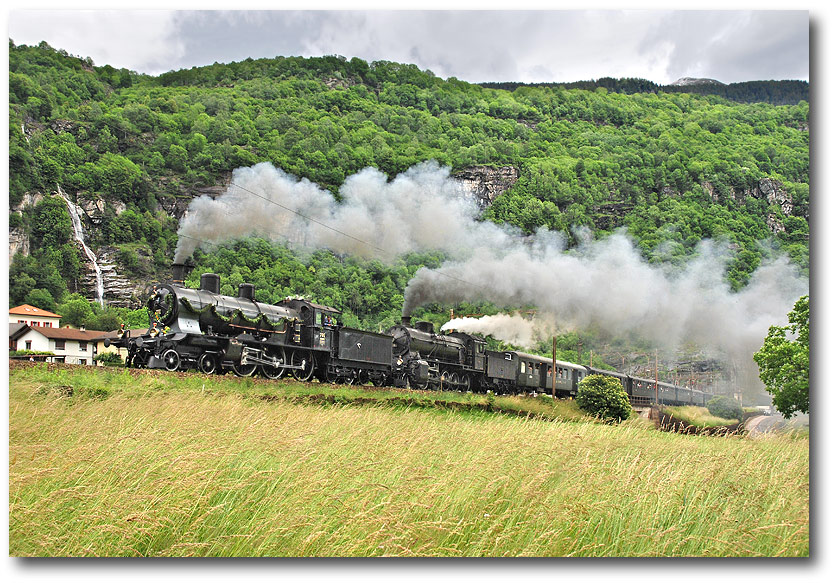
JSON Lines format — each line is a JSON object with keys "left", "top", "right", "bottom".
{"left": 552, "top": 336, "right": 557, "bottom": 399}
{"left": 654, "top": 349, "right": 659, "bottom": 404}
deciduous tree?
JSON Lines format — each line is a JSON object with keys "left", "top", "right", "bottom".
{"left": 753, "top": 295, "right": 809, "bottom": 418}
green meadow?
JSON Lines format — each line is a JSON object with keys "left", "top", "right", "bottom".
{"left": 9, "top": 363, "right": 808, "bottom": 557}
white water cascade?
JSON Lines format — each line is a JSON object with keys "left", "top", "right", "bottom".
{"left": 58, "top": 186, "right": 105, "bottom": 305}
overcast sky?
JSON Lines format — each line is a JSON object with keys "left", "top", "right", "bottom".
{"left": 6, "top": 5, "right": 810, "bottom": 85}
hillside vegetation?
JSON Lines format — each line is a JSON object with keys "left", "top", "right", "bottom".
{"left": 9, "top": 41, "right": 809, "bottom": 331}
{"left": 9, "top": 363, "right": 809, "bottom": 557}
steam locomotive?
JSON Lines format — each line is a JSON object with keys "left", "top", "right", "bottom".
{"left": 107, "top": 267, "right": 710, "bottom": 407}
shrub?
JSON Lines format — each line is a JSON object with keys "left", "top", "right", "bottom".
{"left": 94, "top": 352, "right": 124, "bottom": 367}
{"left": 706, "top": 395, "right": 743, "bottom": 421}
{"left": 576, "top": 374, "right": 632, "bottom": 423}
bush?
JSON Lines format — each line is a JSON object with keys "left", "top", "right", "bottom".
{"left": 94, "top": 352, "right": 124, "bottom": 367}
{"left": 576, "top": 374, "right": 632, "bottom": 423}
{"left": 706, "top": 395, "right": 743, "bottom": 421}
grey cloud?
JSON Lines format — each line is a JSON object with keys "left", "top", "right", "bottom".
{"left": 643, "top": 11, "right": 808, "bottom": 83}
{"left": 8, "top": 9, "right": 809, "bottom": 84}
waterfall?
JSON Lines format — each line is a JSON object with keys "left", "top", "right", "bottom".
{"left": 58, "top": 186, "right": 105, "bottom": 306}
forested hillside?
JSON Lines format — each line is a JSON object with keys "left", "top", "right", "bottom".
{"left": 8, "top": 41, "right": 809, "bottom": 353}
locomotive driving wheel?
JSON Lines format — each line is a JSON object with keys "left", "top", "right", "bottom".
{"left": 291, "top": 350, "right": 316, "bottom": 382}
{"left": 232, "top": 361, "right": 257, "bottom": 377}
{"left": 260, "top": 347, "right": 287, "bottom": 380}
{"left": 439, "top": 370, "right": 453, "bottom": 390}
{"left": 459, "top": 373, "right": 471, "bottom": 392}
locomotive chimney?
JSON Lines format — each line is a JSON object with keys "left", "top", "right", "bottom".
{"left": 401, "top": 315, "right": 412, "bottom": 326}
{"left": 172, "top": 263, "right": 186, "bottom": 285}
{"left": 171, "top": 262, "right": 195, "bottom": 285}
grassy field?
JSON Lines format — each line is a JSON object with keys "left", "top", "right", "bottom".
{"left": 662, "top": 405, "right": 740, "bottom": 427}
{"left": 9, "top": 362, "right": 809, "bottom": 557}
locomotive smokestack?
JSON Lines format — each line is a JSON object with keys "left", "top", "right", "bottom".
{"left": 401, "top": 315, "right": 412, "bottom": 327}
{"left": 172, "top": 263, "right": 186, "bottom": 285}
{"left": 171, "top": 262, "right": 195, "bottom": 285}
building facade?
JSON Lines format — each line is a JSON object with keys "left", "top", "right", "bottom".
{"left": 10, "top": 325, "right": 107, "bottom": 365}
{"left": 9, "top": 304, "right": 61, "bottom": 328}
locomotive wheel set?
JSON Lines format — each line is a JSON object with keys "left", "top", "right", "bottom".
{"left": 107, "top": 269, "right": 711, "bottom": 407}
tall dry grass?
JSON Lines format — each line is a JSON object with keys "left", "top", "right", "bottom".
{"left": 9, "top": 366, "right": 808, "bottom": 557}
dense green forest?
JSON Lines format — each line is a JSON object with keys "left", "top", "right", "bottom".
{"left": 8, "top": 41, "right": 809, "bottom": 357}
{"left": 481, "top": 77, "right": 809, "bottom": 106}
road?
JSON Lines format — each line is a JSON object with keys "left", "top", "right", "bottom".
{"left": 745, "top": 411, "right": 810, "bottom": 436}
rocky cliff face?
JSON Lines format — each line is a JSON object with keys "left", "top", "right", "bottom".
{"left": 453, "top": 166, "right": 519, "bottom": 208}
{"left": 8, "top": 193, "right": 43, "bottom": 263}
{"left": 97, "top": 246, "right": 155, "bottom": 308}
{"left": 9, "top": 227, "right": 29, "bottom": 261}
{"left": 156, "top": 176, "right": 232, "bottom": 220}
{"left": 701, "top": 177, "right": 797, "bottom": 234}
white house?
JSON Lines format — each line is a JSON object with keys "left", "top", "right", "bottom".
{"left": 10, "top": 325, "right": 107, "bottom": 365}
{"left": 9, "top": 304, "right": 61, "bottom": 328}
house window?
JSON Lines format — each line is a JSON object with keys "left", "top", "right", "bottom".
{"left": 25, "top": 340, "right": 32, "bottom": 350}
{"left": 79, "top": 342, "right": 88, "bottom": 352}
{"left": 79, "top": 359, "right": 87, "bottom": 365}
{"left": 44, "top": 322, "right": 52, "bottom": 328}
{"left": 55, "top": 339, "right": 66, "bottom": 350}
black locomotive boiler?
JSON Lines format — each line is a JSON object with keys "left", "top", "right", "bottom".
{"left": 108, "top": 268, "right": 419, "bottom": 387}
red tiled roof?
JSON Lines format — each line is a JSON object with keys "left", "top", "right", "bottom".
{"left": 9, "top": 304, "right": 62, "bottom": 318}
{"left": 21, "top": 327, "right": 108, "bottom": 341}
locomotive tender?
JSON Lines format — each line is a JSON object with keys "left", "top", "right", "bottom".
{"left": 107, "top": 269, "right": 710, "bottom": 407}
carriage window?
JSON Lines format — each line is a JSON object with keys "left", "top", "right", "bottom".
{"left": 520, "top": 362, "right": 526, "bottom": 373}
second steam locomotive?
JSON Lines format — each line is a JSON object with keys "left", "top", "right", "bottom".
{"left": 108, "top": 267, "right": 710, "bottom": 407}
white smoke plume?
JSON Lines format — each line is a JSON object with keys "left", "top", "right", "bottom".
{"left": 405, "top": 232, "right": 808, "bottom": 392}
{"left": 441, "top": 313, "right": 560, "bottom": 349}
{"left": 174, "top": 160, "right": 513, "bottom": 263}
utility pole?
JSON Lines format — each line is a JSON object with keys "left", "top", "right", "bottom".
{"left": 654, "top": 349, "right": 659, "bottom": 405}
{"left": 551, "top": 336, "right": 557, "bottom": 399}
